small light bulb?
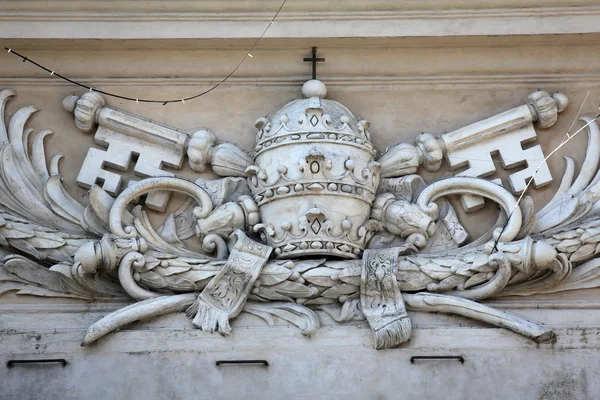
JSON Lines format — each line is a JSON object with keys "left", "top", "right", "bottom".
{"left": 7, "top": 48, "right": 11, "bottom": 53}
{"left": 247, "top": 53, "right": 253, "bottom": 58}
{"left": 50, "top": 71, "right": 54, "bottom": 75}
{"left": 136, "top": 99, "right": 139, "bottom": 104}
{"left": 181, "top": 99, "right": 185, "bottom": 104}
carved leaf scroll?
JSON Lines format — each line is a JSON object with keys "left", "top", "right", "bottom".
{"left": 3, "top": 83, "right": 600, "bottom": 350}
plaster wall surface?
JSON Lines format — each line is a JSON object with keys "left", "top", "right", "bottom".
{"left": 2, "top": 303, "right": 600, "bottom": 400}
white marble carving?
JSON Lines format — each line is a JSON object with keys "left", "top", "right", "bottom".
{"left": 379, "top": 90, "right": 567, "bottom": 211}
{"left": 4, "top": 80, "right": 600, "bottom": 351}
{"left": 248, "top": 80, "right": 380, "bottom": 259}
{"left": 64, "top": 92, "right": 189, "bottom": 211}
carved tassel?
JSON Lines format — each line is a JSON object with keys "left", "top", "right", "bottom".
{"left": 189, "top": 299, "right": 232, "bottom": 335}
{"left": 361, "top": 247, "right": 413, "bottom": 349}
{"left": 185, "top": 229, "right": 272, "bottom": 335}
{"left": 373, "top": 316, "right": 412, "bottom": 350}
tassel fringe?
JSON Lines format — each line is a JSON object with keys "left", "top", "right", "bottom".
{"left": 186, "top": 298, "right": 232, "bottom": 336}
{"left": 186, "top": 298, "right": 199, "bottom": 319}
{"left": 374, "top": 316, "right": 412, "bottom": 350}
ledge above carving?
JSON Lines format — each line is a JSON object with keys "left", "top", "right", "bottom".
{"left": 1, "top": 4, "right": 599, "bottom": 40}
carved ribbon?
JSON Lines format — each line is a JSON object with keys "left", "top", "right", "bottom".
{"left": 360, "top": 247, "right": 412, "bottom": 349}
{"left": 187, "top": 229, "right": 272, "bottom": 335}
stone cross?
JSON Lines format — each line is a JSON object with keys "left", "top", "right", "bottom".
{"left": 303, "top": 47, "right": 325, "bottom": 79}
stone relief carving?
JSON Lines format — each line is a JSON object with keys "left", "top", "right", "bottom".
{"left": 0, "top": 79, "right": 598, "bottom": 349}
{"left": 378, "top": 91, "right": 567, "bottom": 211}
{"left": 63, "top": 92, "right": 190, "bottom": 212}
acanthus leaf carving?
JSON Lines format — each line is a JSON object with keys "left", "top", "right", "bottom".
{"left": 4, "top": 80, "right": 600, "bottom": 351}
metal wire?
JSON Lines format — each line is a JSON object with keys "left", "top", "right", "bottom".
{"left": 3, "top": 0, "right": 287, "bottom": 105}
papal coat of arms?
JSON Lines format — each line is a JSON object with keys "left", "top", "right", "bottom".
{"left": 1, "top": 76, "right": 598, "bottom": 349}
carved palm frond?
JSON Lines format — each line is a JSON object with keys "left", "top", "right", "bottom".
{"left": 0, "top": 89, "right": 126, "bottom": 300}
{"left": 0, "top": 89, "right": 108, "bottom": 264}
{"left": 532, "top": 119, "right": 600, "bottom": 266}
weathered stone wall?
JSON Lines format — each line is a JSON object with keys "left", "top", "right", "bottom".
{"left": 2, "top": 1, "right": 600, "bottom": 399}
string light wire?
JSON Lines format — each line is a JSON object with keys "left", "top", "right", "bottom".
{"left": 492, "top": 105, "right": 600, "bottom": 252}
{"left": 3, "top": 0, "right": 287, "bottom": 105}
{"left": 563, "top": 91, "right": 590, "bottom": 140}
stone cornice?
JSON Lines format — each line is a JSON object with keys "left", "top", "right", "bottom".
{"left": 3, "top": 7, "right": 600, "bottom": 22}
{"left": 0, "top": 6, "right": 599, "bottom": 39}
{"left": 3, "top": 327, "right": 599, "bottom": 353}
{"left": 2, "top": 74, "right": 600, "bottom": 89}
{"left": 2, "top": 0, "right": 598, "bottom": 12}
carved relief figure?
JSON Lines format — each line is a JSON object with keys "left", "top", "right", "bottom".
{"left": 1, "top": 75, "right": 597, "bottom": 349}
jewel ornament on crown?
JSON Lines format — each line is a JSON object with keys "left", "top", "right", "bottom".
{"left": 246, "top": 80, "right": 381, "bottom": 259}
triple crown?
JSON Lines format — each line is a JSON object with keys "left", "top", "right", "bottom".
{"left": 246, "top": 80, "right": 381, "bottom": 259}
